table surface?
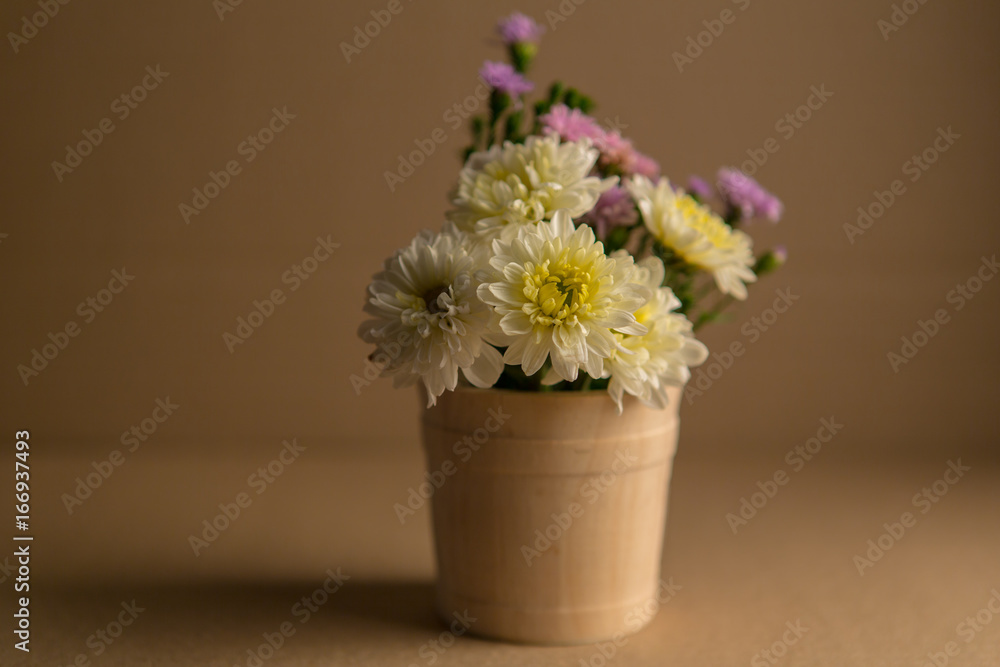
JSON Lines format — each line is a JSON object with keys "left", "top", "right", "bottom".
{"left": 5, "top": 456, "right": 999, "bottom": 666}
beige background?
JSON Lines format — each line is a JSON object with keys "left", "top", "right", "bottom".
{"left": 2, "top": 0, "right": 998, "bottom": 460}
{"left": 0, "top": 0, "right": 998, "bottom": 664}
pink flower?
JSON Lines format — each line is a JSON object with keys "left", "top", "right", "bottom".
{"left": 630, "top": 152, "right": 660, "bottom": 179}
{"left": 541, "top": 104, "right": 660, "bottom": 179}
{"left": 539, "top": 104, "right": 604, "bottom": 142}
{"left": 596, "top": 131, "right": 659, "bottom": 179}
{"left": 595, "top": 130, "right": 631, "bottom": 162}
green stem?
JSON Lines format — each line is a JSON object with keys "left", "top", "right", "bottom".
{"left": 694, "top": 281, "right": 716, "bottom": 300}
{"left": 486, "top": 90, "right": 508, "bottom": 147}
{"left": 693, "top": 294, "right": 735, "bottom": 331}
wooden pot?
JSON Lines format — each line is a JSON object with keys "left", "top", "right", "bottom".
{"left": 421, "top": 385, "right": 682, "bottom": 645}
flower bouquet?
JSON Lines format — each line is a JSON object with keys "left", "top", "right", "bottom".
{"left": 359, "top": 13, "right": 786, "bottom": 645}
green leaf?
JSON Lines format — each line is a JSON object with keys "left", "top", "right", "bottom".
{"left": 510, "top": 43, "right": 538, "bottom": 73}
{"left": 563, "top": 87, "right": 582, "bottom": 109}
{"left": 471, "top": 115, "right": 485, "bottom": 140}
{"left": 548, "top": 81, "right": 565, "bottom": 103}
{"left": 604, "top": 225, "right": 632, "bottom": 253}
{"left": 505, "top": 110, "right": 524, "bottom": 143}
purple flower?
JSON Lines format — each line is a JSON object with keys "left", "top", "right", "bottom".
{"left": 479, "top": 61, "right": 534, "bottom": 96}
{"left": 687, "top": 175, "right": 714, "bottom": 200}
{"left": 717, "top": 168, "right": 783, "bottom": 222}
{"left": 580, "top": 186, "right": 638, "bottom": 239}
{"left": 497, "top": 12, "right": 545, "bottom": 45}
{"left": 773, "top": 245, "right": 787, "bottom": 264}
{"left": 539, "top": 104, "right": 604, "bottom": 142}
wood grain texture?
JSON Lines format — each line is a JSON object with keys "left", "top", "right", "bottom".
{"left": 421, "top": 386, "right": 683, "bottom": 645}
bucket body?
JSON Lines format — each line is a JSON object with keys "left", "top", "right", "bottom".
{"left": 421, "top": 386, "right": 682, "bottom": 645}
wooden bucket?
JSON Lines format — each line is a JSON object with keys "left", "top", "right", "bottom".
{"left": 421, "top": 385, "right": 682, "bottom": 645}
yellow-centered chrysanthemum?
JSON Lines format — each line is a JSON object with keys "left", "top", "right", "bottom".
{"left": 604, "top": 256, "right": 709, "bottom": 413}
{"left": 477, "top": 210, "right": 648, "bottom": 382}
{"left": 358, "top": 229, "right": 503, "bottom": 406}
{"left": 449, "top": 135, "right": 616, "bottom": 242}
{"left": 628, "top": 175, "right": 757, "bottom": 299}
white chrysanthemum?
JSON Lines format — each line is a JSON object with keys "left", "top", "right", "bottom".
{"left": 628, "top": 175, "right": 757, "bottom": 300}
{"left": 358, "top": 229, "right": 503, "bottom": 406}
{"left": 604, "top": 256, "right": 709, "bottom": 413}
{"left": 477, "top": 210, "right": 648, "bottom": 383}
{"left": 448, "top": 135, "right": 616, "bottom": 242}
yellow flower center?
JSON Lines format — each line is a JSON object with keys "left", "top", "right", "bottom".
{"left": 521, "top": 258, "right": 596, "bottom": 327}
{"left": 631, "top": 302, "right": 654, "bottom": 328}
{"left": 503, "top": 194, "right": 547, "bottom": 225}
{"left": 677, "top": 195, "right": 735, "bottom": 249}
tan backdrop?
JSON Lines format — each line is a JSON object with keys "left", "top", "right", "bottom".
{"left": 0, "top": 0, "right": 998, "bottom": 585}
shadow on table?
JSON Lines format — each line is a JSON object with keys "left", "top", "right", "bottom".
{"left": 327, "top": 580, "right": 441, "bottom": 634}
{"left": 51, "top": 578, "right": 441, "bottom": 637}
